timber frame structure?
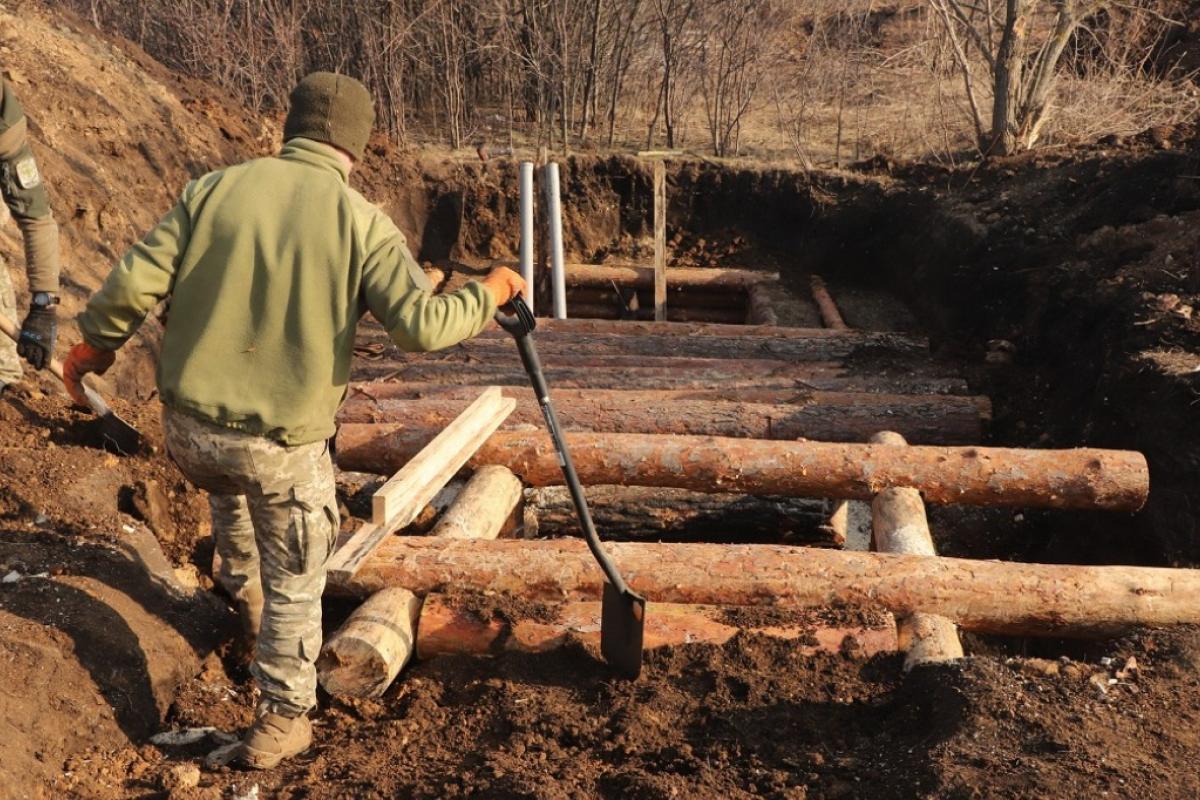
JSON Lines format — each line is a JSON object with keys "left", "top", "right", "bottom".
{"left": 309, "top": 268, "right": 1184, "bottom": 700}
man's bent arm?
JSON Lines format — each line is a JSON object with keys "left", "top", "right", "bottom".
{"left": 78, "top": 199, "right": 191, "bottom": 351}
{"left": 361, "top": 235, "right": 496, "bottom": 352}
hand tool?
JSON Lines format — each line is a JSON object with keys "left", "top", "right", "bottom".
{"left": 495, "top": 295, "right": 645, "bottom": 678}
{"left": 0, "top": 313, "right": 144, "bottom": 455}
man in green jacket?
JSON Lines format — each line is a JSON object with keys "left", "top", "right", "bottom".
{"left": 63, "top": 72, "right": 525, "bottom": 769}
{"left": 0, "top": 77, "right": 62, "bottom": 388}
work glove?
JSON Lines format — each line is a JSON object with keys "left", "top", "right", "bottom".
{"left": 481, "top": 266, "right": 527, "bottom": 308}
{"left": 62, "top": 341, "right": 116, "bottom": 407}
{"left": 17, "top": 304, "right": 57, "bottom": 370}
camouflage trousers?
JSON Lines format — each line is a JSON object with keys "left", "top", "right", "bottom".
{"left": 162, "top": 406, "right": 338, "bottom": 717}
{"left": 0, "top": 257, "right": 20, "bottom": 386}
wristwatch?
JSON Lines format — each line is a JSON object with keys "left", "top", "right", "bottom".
{"left": 31, "top": 292, "right": 59, "bottom": 308}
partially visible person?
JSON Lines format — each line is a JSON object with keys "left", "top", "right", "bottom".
{"left": 64, "top": 71, "right": 525, "bottom": 769}
{"left": 0, "top": 76, "right": 61, "bottom": 390}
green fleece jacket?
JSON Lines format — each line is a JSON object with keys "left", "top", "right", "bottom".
{"left": 79, "top": 138, "right": 496, "bottom": 445}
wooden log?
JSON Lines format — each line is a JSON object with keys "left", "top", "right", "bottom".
{"left": 337, "top": 538, "right": 1200, "bottom": 637}
{"left": 327, "top": 387, "right": 516, "bottom": 584}
{"left": 568, "top": 286, "right": 745, "bottom": 311}
{"left": 338, "top": 388, "right": 987, "bottom": 444}
{"left": 479, "top": 318, "right": 868, "bottom": 338}
{"left": 351, "top": 382, "right": 988, "bottom": 410}
{"left": 336, "top": 428, "right": 1149, "bottom": 512}
{"left": 869, "top": 431, "right": 963, "bottom": 669}
{"left": 360, "top": 327, "right": 928, "bottom": 362}
{"left": 747, "top": 283, "right": 778, "bottom": 326}
{"left": 564, "top": 302, "right": 749, "bottom": 324}
{"left": 653, "top": 160, "right": 667, "bottom": 321}
{"left": 352, "top": 364, "right": 970, "bottom": 395}
{"left": 415, "top": 594, "right": 897, "bottom": 658}
{"left": 559, "top": 263, "right": 777, "bottom": 291}
{"left": 523, "top": 485, "right": 836, "bottom": 544}
{"left": 810, "top": 275, "right": 849, "bottom": 330}
{"left": 430, "top": 465, "right": 523, "bottom": 540}
{"left": 316, "top": 588, "right": 422, "bottom": 698}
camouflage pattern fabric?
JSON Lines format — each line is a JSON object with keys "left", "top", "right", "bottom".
{"left": 163, "top": 406, "right": 338, "bottom": 716}
{"left": 0, "top": 256, "right": 19, "bottom": 386}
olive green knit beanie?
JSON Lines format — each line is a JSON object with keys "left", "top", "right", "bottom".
{"left": 283, "top": 72, "right": 375, "bottom": 162}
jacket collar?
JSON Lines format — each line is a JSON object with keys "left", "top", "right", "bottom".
{"left": 279, "top": 138, "right": 351, "bottom": 182}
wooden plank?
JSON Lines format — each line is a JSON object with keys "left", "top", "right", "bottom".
{"left": 653, "top": 160, "right": 667, "bottom": 321}
{"left": 327, "top": 387, "right": 515, "bottom": 584}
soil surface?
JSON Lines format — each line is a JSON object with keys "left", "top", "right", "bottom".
{"left": 2, "top": 3, "right": 1200, "bottom": 799}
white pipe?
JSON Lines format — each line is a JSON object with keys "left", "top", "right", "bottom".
{"left": 544, "top": 162, "right": 567, "bottom": 319}
{"left": 518, "top": 162, "right": 535, "bottom": 315}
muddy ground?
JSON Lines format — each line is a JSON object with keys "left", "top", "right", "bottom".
{"left": 3, "top": 3, "right": 1200, "bottom": 798}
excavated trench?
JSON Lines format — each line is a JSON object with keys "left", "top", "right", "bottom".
{"left": 349, "top": 150, "right": 1200, "bottom": 670}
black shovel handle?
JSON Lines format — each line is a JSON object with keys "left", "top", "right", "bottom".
{"left": 495, "top": 296, "right": 633, "bottom": 596}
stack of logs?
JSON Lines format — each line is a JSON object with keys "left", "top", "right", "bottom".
{"left": 312, "top": 274, "right": 1194, "bottom": 700}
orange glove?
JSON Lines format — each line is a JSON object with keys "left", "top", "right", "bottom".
{"left": 62, "top": 342, "right": 116, "bottom": 407}
{"left": 481, "top": 267, "right": 527, "bottom": 308}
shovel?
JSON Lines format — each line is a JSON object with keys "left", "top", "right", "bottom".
{"left": 0, "top": 313, "right": 144, "bottom": 455}
{"left": 495, "top": 295, "right": 646, "bottom": 678}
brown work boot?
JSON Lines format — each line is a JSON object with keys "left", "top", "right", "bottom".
{"left": 239, "top": 711, "right": 312, "bottom": 770}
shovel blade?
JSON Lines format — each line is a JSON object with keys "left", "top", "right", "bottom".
{"left": 601, "top": 582, "right": 646, "bottom": 679}
{"left": 100, "top": 412, "right": 145, "bottom": 456}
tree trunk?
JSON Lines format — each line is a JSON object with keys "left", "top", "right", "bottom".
{"left": 523, "top": 485, "right": 835, "bottom": 544}
{"left": 989, "top": 0, "right": 1028, "bottom": 155}
{"left": 333, "top": 538, "right": 1200, "bottom": 638}
{"left": 336, "top": 428, "right": 1149, "bottom": 512}
{"left": 415, "top": 594, "right": 897, "bottom": 657}
{"left": 339, "top": 389, "right": 988, "bottom": 444}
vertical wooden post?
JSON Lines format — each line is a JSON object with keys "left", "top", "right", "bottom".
{"left": 869, "top": 430, "right": 964, "bottom": 670}
{"left": 653, "top": 159, "right": 667, "bottom": 322}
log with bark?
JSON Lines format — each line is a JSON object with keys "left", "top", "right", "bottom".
{"left": 351, "top": 364, "right": 970, "bottom": 395}
{"left": 340, "top": 387, "right": 987, "bottom": 444}
{"left": 358, "top": 327, "right": 927, "bottom": 362}
{"left": 810, "top": 275, "right": 849, "bottom": 330}
{"left": 332, "top": 538, "right": 1200, "bottom": 637}
{"left": 568, "top": 286, "right": 746, "bottom": 311}
{"left": 559, "top": 263, "right": 777, "bottom": 290}
{"left": 563, "top": 302, "right": 747, "bottom": 324}
{"left": 336, "top": 428, "right": 1149, "bottom": 512}
{"left": 522, "top": 485, "right": 835, "bottom": 544}
{"left": 415, "top": 594, "right": 896, "bottom": 658}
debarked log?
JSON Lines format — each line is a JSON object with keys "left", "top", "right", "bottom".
{"left": 317, "top": 587, "right": 422, "bottom": 698}
{"left": 522, "top": 485, "right": 835, "bottom": 544}
{"left": 338, "top": 388, "right": 987, "bottom": 444}
{"left": 333, "top": 538, "right": 1200, "bottom": 637}
{"left": 336, "top": 429, "right": 1149, "bottom": 512}
{"left": 415, "top": 594, "right": 897, "bottom": 658}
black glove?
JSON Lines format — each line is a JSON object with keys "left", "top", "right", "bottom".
{"left": 18, "top": 304, "right": 57, "bottom": 371}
